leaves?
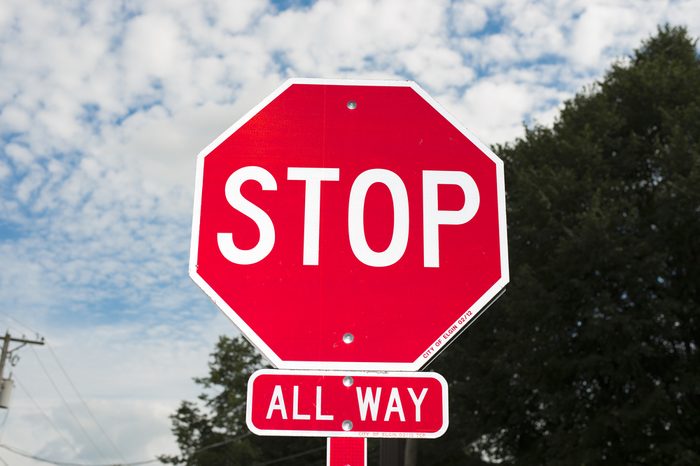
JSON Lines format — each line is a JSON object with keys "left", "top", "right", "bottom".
{"left": 427, "top": 25, "right": 700, "bottom": 465}
{"left": 160, "top": 336, "right": 326, "bottom": 465}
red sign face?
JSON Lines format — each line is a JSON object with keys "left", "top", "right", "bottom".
{"left": 327, "top": 438, "right": 367, "bottom": 466}
{"left": 190, "top": 79, "right": 508, "bottom": 370}
{"left": 246, "top": 370, "right": 448, "bottom": 438}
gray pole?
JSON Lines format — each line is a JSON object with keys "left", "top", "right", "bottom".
{"left": 0, "top": 331, "right": 45, "bottom": 409}
{"left": 404, "top": 439, "right": 417, "bottom": 466}
{"left": 380, "top": 438, "right": 405, "bottom": 466}
{"left": 0, "top": 332, "right": 10, "bottom": 380}
{"left": 0, "top": 331, "right": 45, "bottom": 379}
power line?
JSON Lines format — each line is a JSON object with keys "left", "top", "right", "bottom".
{"left": 0, "top": 315, "right": 123, "bottom": 460}
{"left": 253, "top": 445, "right": 327, "bottom": 465}
{"left": 45, "top": 343, "right": 126, "bottom": 463}
{"left": 29, "top": 345, "right": 110, "bottom": 462}
{"left": 0, "top": 431, "right": 328, "bottom": 466}
{"left": 14, "top": 378, "right": 80, "bottom": 455}
{"left": 0, "top": 320, "right": 321, "bottom": 466}
{"left": 0, "top": 312, "right": 41, "bottom": 338}
{"left": 190, "top": 431, "right": 252, "bottom": 456}
{"left": 0, "top": 443, "right": 160, "bottom": 466}
{"left": 0, "top": 430, "right": 256, "bottom": 466}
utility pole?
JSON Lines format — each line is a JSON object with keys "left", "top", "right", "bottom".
{"left": 0, "top": 330, "right": 45, "bottom": 408}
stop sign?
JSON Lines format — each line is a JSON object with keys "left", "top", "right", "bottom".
{"left": 190, "top": 79, "right": 508, "bottom": 371}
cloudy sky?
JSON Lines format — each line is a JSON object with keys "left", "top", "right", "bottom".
{"left": 0, "top": 0, "right": 698, "bottom": 464}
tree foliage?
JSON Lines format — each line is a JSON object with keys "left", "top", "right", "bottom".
{"left": 427, "top": 25, "right": 700, "bottom": 465}
{"left": 164, "top": 26, "right": 699, "bottom": 465}
{"left": 159, "top": 336, "right": 325, "bottom": 465}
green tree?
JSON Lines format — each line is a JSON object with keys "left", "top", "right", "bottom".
{"left": 159, "top": 336, "right": 325, "bottom": 465}
{"left": 426, "top": 25, "right": 700, "bottom": 465}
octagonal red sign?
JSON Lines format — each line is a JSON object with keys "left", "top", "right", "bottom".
{"left": 190, "top": 78, "right": 508, "bottom": 371}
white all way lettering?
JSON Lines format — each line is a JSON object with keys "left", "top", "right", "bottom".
{"left": 265, "top": 385, "right": 334, "bottom": 421}
{"left": 266, "top": 385, "right": 286, "bottom": 420}
{"left": 384, "top": 388, "right": 405, "bottom": 422}
{"left": 356, "top": 387, "right": 382, "bottom": 421}
{"left": 266, "top": 385, "right": 430, "bottom": 423}
{"left": 356, "top": 386, "right": 429, "bottom": 422}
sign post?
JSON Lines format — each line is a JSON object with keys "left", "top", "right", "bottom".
{"left": 190, "top": 79, "right": 508, "bottom": 464}
{"left": 328, "top": 438, "right": 366, "bottom": 466}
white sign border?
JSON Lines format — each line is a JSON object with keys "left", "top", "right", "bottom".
{"left": 245, "top": 369, "right": 449, "bottom": 439}
{"left": 189, "top": 78, "right": 509, "bottom": 372}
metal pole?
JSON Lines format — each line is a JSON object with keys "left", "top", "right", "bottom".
{"left": 0, "top": 332, "right": 10, "bottom": 380}
{"left": 380, "top": 438, "right": 405, "bottom": 466}
{"left": 0, "top": 331, "right": 45, "bottom": 406}
{"left": 327, "top": 437, "right": 366, "bottom": 466}
{"left": 404, "top": 438, "right": 417, "bottom": 466}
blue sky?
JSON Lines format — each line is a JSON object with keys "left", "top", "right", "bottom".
{"left": 0, "top": 0, "right": 699, "bottom": 464}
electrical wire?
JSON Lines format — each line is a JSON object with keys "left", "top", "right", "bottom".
{"left": 14, "top": 378, "right": 80, "bottom": 455}
{"left": 253, "top": 445, "right": 327, "bottom": 465}
{"left": 190, "top": 431, "right": 252, "bottom": 456}
{"left": 0, "top": 314, "right": 123, "bottom": 460}
{"left": 29, "top": 345, "right": 110, "bottom": 462}
{"left": 0, "top": 443, "right": 157, "bottom": 466}
{"left": 0, "top": 314, "right": 329, "bottom": 466}
{"left": 45, "top": 343, "right": 127, "bottom": 463}
{"left": 0, "top": 312, "right": 41, "bottom": 338}
{"left": 0, "top": 430, "right": 256, "bottom": 466}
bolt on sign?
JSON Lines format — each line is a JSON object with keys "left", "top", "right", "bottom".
{"left": 189, "top": 78, "right": 509, "bottom": 465}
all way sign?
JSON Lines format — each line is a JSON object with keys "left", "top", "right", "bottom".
{"left": 246, "top": 370, "right": 448, "bottom": 438}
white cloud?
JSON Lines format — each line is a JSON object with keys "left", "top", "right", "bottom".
{"left": 0, "top": 159, "right": 10, "bottom": 180}
{"left": 398, "top": 38, "right": 475, "bottom": 92}
{"left": 567, "top": 1, "right": 686, "bottom": 71}
{"left": 570, "top": 4, "right": 627, "bottom": 68}
{"left": 0, "top": 104, "right": 32, "bottom": 134}
{"left": 121, "top": 14, "right": 185, "bottom": 84}
{"left": 205, "top": 0, "right": 270, "bottom": 33}
{"left": 450, "top": 2, "right": 488, "bottom": 35}
{"left": 482, "top": 33, "right": 521, "bottom": 64}
{"left": 14, "top": 164, "right": 45, "bottom": 203}
{"left": 257, "top": 0, "right": 449, "bottom": 76}
{"left": 459, "top": 79, "right": 537, "bottom": 143}
{"left": 667, "top": 0, "right": 700, "bottom": 37}
{"left": 4, "top": 143, "right": 32, "bottom": 166}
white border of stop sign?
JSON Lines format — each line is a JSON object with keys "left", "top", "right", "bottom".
{"left": 189, "top": 78, "right": 509, "bottom": 371}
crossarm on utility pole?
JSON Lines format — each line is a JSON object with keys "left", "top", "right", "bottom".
{"left": 8, "top": 335, "right": 45, "bottom": 346}
{"left": 0, "top": 331, "right": 45, "bottom": 380}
